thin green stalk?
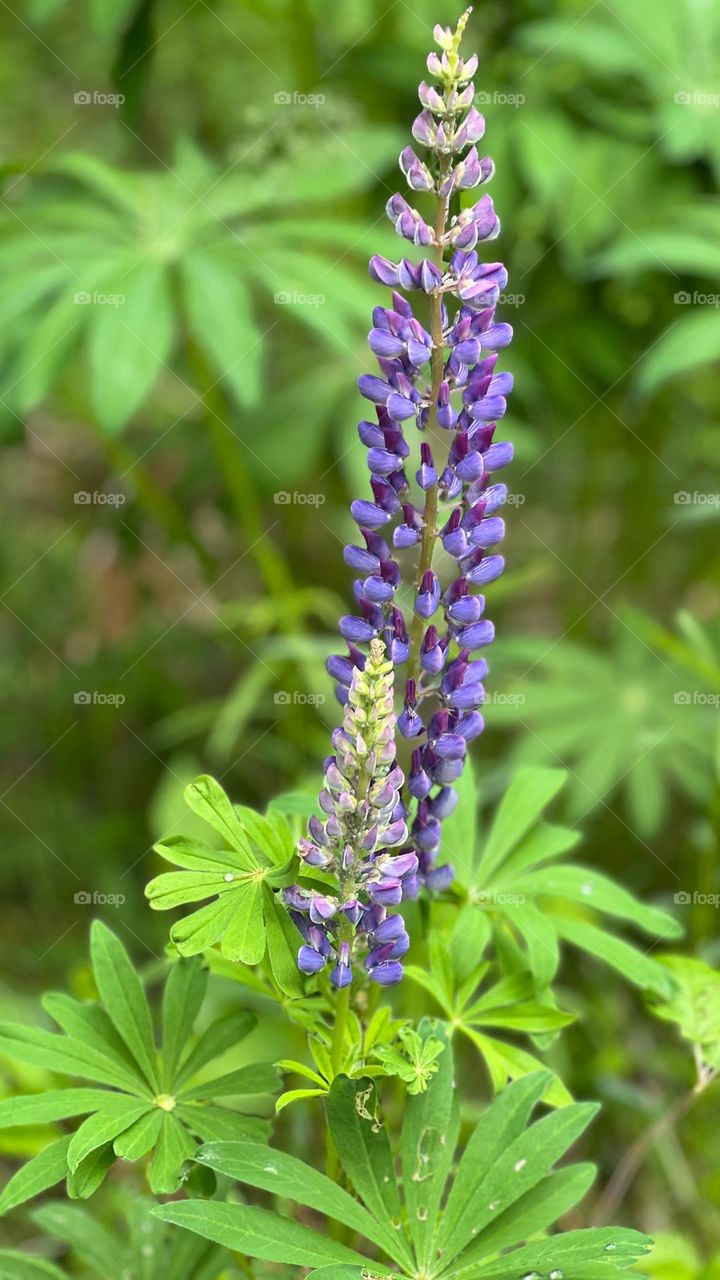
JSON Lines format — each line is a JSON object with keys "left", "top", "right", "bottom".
{"left": 405, "top": 158, "right": 451, "bottom": 687}
{"left": 330, "top": 980, "right": 352, "bottom": 1078}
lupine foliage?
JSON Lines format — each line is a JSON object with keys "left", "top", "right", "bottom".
{"left": 1, "top": 1, "right": 719, "bottom": 1277}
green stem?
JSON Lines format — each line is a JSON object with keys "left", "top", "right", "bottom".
{"left": 405, "top": 163, "right": 451, "bottom": 689}
{"left": 330, "top": 975, "right": 352, "bottom": 1078}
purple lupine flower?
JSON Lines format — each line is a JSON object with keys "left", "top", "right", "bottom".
{"left": 284, "top": 640, "right": 413, "bottom": 987}
{"left": 328, "top": 8, "right": 514, "bottom": 889}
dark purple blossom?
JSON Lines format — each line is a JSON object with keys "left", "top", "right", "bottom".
{"left": 327, "top": 8, "right": 515, "bottom": 889}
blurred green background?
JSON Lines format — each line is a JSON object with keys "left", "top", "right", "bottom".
{"left": 0, "top": 0, "right": 719, "bottom": 1269}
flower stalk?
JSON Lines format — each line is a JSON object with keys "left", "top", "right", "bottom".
{"left": 329, "top": 7, "right": 515, "bottom": 889}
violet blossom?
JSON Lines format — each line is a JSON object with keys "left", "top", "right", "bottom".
{"left": 328, "top": 8, "right": 514, "bottom": 889}
{"left": 285, "top": 639, "right": 413, "bottom": 987}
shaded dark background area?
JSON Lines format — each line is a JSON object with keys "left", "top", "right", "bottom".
{"left": 1, "top": 0, "right": 719, "bottom": 1269}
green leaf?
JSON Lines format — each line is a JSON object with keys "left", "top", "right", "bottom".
{"left": 462, "top": 1030, "right": 572, "bottom": 1108}
{"left": 476, "top": 768, "right": 567, "bottom": 884}
{"left": 183, "top": 251, "right": 262, "bottom": 407}
{"left": 146, "top": 871, "right": 242, "bottom": 910}
{"left": 510, "top": 865, "right": 682, "bottom": 938}
{"left": 467, "top": 1002, "right": 574, "bottom": 1034}
{"left": 67, "top": 1100, "right": 151, "bottom": 1172}
{"left": 66, "top": 1141, "right": 116, "bottom": 1200}
{"left": 467, "top": 1226, "right": 653, "bottom": 1276}
{"left": 507, "top": 903, "right": 560, "bottom": 989}
{"left": 326, "top": 1077, "right": 410, "bottom": 1268}
{"left": 148, "top": 1113, "right": 196, "bottom": 1194}
{"left": 0, "top": 1135, "right": 71, "bottom": 1215}
{"left": 184, "top": 776, "right": 256, "bottom": 857}
{"left": 41, "top": 993, "right": 150, "bottom": 1093}
{"left": 181, "top": 1063, "right": 278, "bottom": 1101}
{"left": 113, "top": 1107, "right": 164, "bottom": 1161}
{"left": 637, "top": 308, "right": 720, "bottom": 393}
{"left": 194, "top": 1141, "right": 399, "bottom": 1259}
{"left": 153, "top": 1200, "right": 375, "bottom": 1271}
{"left": 178, "top": 1105, "right": 270, "bottom": 1145}
{"left": 438, "top": 1071, "right": 550, "bottom": 1257}
{"left": 651, "top": 955, "right": 720, "bottom": 1052}
{"left": 435, "top": 755, "right": 477, "bottom": 889}
{"left": 89, "top": 259, "right": 175, "bottom": 432}
{"left": 161, "top": 956, "right": 208, "bottom": 1087}
{"left": 152, "top": 835, "right": 255, "bottom": 873}
{"left": 0, "top": 1087, "right": 111, "bottom": 1129}
{"left": 264, "top": 887, "right": 306, "bottom": 998}
{"left": 0, "top": 1023, "right": 141, "bottom": 1093}
{"left": 441, "top": 1100, "right": 600, "bottom": 1268}
{"left": 234, "top": 805, "right": 293, "bottom": 867}
{"left": 553, "top": 917, "right": 673, "bottom": 992}
{"left": 276, "top": 1088, "right": 327, "bottom": 1111}
{"left": 0, "top": 1252, "right": 66, "bottom": 1279}
{"left": 220, "top": 877, "right": 266, "bottom": 965}
{"left": 451, "top": 1164, "right": 596, "bottom": 1273}
{"left": 401, "top": 1021, "right": 458, "bottom": 1269}
{"left": 169, "top": 897, "right": 235, "bottom": 956}
{"left": 176, "top": 1011, "right": 256, "bottom": 1087}
{"left": 90, "top": 921, "right": 160, "bottom": 1090}
{"left": 33, "top": 1201, "right": 123, "bottom": 1279}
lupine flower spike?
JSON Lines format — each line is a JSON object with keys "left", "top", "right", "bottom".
{"left": 330, "top": 8, "right": 514, "bottom": 889}
{"left": 285, "top": 639, "right": 414, "bottom": 987}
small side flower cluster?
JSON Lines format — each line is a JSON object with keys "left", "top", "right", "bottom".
{"left": 328, "top": 9, "right": 514, "bottom": 889}
{"left": 285, "top": 640, "right": 414, "bottom": 987}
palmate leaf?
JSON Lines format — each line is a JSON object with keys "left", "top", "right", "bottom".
{"left": 0, "top": 128, "right": 400, "bottom": 431}
{"left": 155, "top": 1051, "right": 651, "bottom": 1279}
{"left": 404, "top": 946, "right": 574, "bottom": 1107}
{"left": 492, "top": 620, "right": 717, "bottom": 837}
{"left": 11, "top": 1194, "right": 231, "bottom": 1280}
{"left": 649, "top": 955, "right": 720, "bottom": 1069}
{"left": 146, "top": 776, "right": 296, "bottom": 971}
{"left": 0, "top": 934, "right": 278, "bottom": 1213}
{"left": 453, "top": 765, "right": 681, "bottom": 995}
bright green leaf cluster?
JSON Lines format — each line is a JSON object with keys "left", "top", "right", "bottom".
{"left": 0, "top": 922, "right": 278, "bottom": 1212}
{"left": 155, "top": 1029, "right": 653, "bottom": 1280}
